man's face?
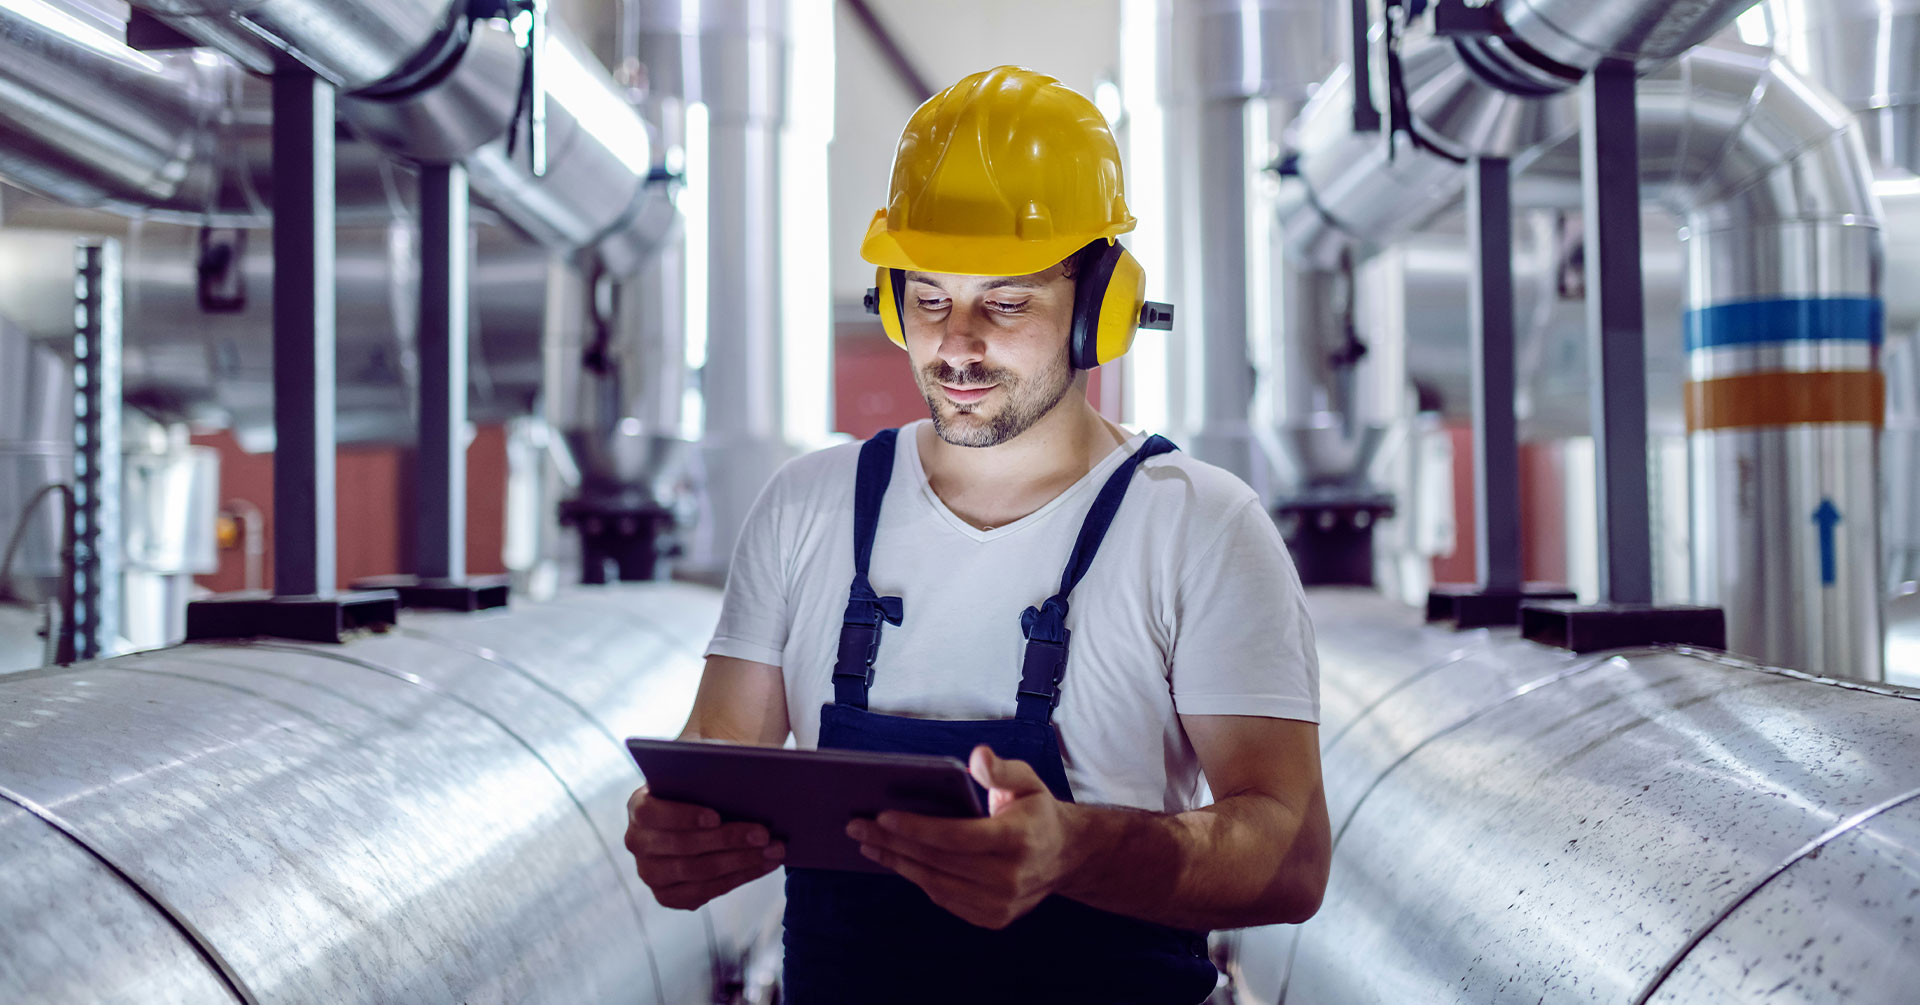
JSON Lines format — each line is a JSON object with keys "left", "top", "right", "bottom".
{"left": 901, "top": 263, "right": 1078, "bottom": 448}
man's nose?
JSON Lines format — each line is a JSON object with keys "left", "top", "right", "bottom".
{"left": 936, "top": 309, "right": 988, "bottom": 368}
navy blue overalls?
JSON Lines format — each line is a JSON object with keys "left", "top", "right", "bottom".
{"left": 781, "top": 428, "right": 1219, "bottom": 1004}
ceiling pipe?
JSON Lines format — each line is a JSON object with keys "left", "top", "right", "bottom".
{"left": 1280, "top": 3, "right": 1883, "bottom": 679}
{"left": 128, "top": 0, "right": 675, "bottom": 275}
{"left": 1764, "top": 0, "right": 1920, "bottom": 177}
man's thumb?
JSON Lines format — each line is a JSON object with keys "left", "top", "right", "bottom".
{"left": 970, "top": 745, "right": 1044, "bottom": 802}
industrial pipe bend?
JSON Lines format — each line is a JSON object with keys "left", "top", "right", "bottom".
{"left": 0, "top": 583, "right": 783, "bottom": 1005}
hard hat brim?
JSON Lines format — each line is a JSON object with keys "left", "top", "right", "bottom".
{"left": 859, "top": 209, "right": 1132, "bottom": 278}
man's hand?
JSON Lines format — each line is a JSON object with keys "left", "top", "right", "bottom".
{"left": 625, "top": 786, "right": 786, "bottom": 910}
{"left": 847, "top": 745, "right": 1080, "bottom": 930}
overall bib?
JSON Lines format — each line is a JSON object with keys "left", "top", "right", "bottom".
{"left": 781, "top": 428, "right": 1219, "bottom": 1004}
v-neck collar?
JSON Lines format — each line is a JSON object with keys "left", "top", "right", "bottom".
{"left": 900, "top": 420, "right": 1149, "bottom": 543}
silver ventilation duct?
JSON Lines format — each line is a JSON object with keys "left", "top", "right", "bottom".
{"left": 1240, "top": 588, "right": 1920, "bottom": 1002}
{"left": 634, "top": 0, "right": 794, "bottom": 571}
{"left": 1157, "top": 0, "right": 1332, "bottom": 488}
{"left": 0, "top": 582, "right": 785, "bottom": 1003}
{"left": 1740, "top": 0, "right": 1920, "bottom": 176}
{"left": 1493, "top": 41, "right": 1883, "bottom": 680}
{"left": 129, "top": 0, "right": 675, "bottom": 276}
{"left": 1281, "top": 7, "right": 1883, "bottom": 679}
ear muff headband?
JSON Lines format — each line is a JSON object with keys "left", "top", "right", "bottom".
{"left": 863, "top": 243, "right": 1172, "bottom": 368}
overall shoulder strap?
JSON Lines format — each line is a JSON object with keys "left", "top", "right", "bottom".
{"left": 832, "top": 429, "right": 905, "bottom": 709}
{"left": 1016, "top": 435, "right": 1180, "bottom": 722}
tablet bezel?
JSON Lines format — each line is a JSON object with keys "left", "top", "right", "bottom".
{"left": 626, "top": 738, "right": 986, "bottom": 874}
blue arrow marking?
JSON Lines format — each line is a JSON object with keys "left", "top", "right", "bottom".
{"left": 1813, "top": 499, "right": 1841, "bottom": 587}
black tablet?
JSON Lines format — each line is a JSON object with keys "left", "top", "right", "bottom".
{"left": 626, "top": 738, "right": 986, "bottom": 874}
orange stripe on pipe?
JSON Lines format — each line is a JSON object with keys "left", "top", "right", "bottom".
{"left": 1685, "top": 371, "right": 1885, "bottom": 432}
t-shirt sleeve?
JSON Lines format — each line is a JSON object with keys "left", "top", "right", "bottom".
{"left": 704, "top": 472, "right": 791, "bottom": 667}
{"left": 1169, "top": 496, "right": 1321, "bottom": 722}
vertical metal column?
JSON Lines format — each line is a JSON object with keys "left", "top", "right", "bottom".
{"left": 1579, "top": 59, "right": 1655, "bottom": 605}
{"left": 271, "top": 67, "right": 337, "bottom": 599}
{"left": 1468, "top": 157, "right": 1521, "bottom": 593}
{"left": 416, "top": 163, "right": 467, "bottom": 583}
{"left": 69, "top": 240, "right": 121, "bottom": 661}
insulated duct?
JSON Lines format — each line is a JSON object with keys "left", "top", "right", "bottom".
{"left": 0, "top": 582, "right": 785, "bottom": 1003}
{"left": 129, "top": 0, "right": 674, "bottom": 275}
{"left": 634, "top": 0, "right": 794, "bottom": 570}
{"left": 1281, "top": 6, "right": 1884, "bottom": 680}
{"left": 1253, "top": 588, "right": 1920, "bottom": 1002}
{"left": 1490, "top": 40, "right": 1885, "bottom": 680}
{"left": 1747, "top": 0, "right": 1920, "bottom": 177}
{"left": 1157, "top": 0, "right": 1331, "bottom": 487}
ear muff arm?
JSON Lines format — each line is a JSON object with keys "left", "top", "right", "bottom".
{"left": 1139, "top": 302, "right": 1175, "bottom": 330}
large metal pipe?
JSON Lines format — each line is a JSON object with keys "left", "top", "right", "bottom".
{"left": 1158, "top": 0, "right": 1328, "bottom": 487}
{"left": 1225, "top": 588, "right": 1920, "bottom": 1001}
{"left": 1499, "top": 39, "right": 1885, "bottom": 678}
{"left": 1282, "top": 8, "right": 1884, "bottom": 678}
{"left": 1767, "top": 0, "right": 1920, "bottom": 177}
{"left": 0, "top": 582, "right": 783, "bottom": 1003}
{"left": 635, "top": 0, "right": 794, "bottom": 570}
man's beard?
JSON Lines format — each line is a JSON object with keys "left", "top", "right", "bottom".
{"left": 917, "top": 351, "right": 1075, "bottom": 448}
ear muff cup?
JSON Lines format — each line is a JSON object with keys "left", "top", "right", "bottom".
{"left": 873, "top": 266, "right": 909, "bottom": 348}
{"left": 1067, "top": 240, "right": 1148, "bottom": 370}
{"left": 866, "top": 242, "right": 1153, "bottom": 369}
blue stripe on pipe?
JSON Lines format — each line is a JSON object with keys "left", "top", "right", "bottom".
{"left": 1684, "top": 297, "right": 1884, "bottom": 352}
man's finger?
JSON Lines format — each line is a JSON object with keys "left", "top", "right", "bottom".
{"left": 652, "top": 858, "right": 782, "bottom": 911}
{"left": 633, "top": 793, "right": 722, "bottom": 830}
{"left": 853, "top": 819, "right": 1008, "bottom": 876}
{"left": 644, "top": 843, "right": 786, "bottom": 886}
{"left": 634, "top": 821, "right": 769, "bottom": 857}
{"left": 863, "top": 811, "right": 1014, "bottom": 855}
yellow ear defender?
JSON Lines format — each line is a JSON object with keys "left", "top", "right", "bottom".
{"left": 861, "top": 240, "right": 1175, "bottom": 370}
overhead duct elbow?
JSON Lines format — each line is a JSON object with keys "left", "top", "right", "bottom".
{"left": 1278, "top": 39, "right": 1576, "bottom": 269}
{"left": 0, "top": 4, "right": 247, "bottom": 219}
{"left": 130, "top": 0, "right": 677, "bottom": 275}
{"left": 1281, "top": 0, "right": 1765, "bottom": 267}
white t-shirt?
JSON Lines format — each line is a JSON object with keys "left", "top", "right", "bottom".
{"left": 705, "top": 421, "right": 1320, "bottom": 813}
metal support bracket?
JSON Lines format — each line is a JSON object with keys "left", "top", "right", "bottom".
{"left": 68, "top": 240, "right": 121, "bottom": 661}
{"left": 187, "top": 67, "right": 395, "bottom": 643}
{"left": 348, "top": 163, "right": 507, "bottom": 614}
{"left": 1513, "top": 60, "right": 1724, "bottom": 653}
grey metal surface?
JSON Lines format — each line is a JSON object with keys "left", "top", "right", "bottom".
{"left": 1271, "top": 588, "right": 1920, "bottom": 1004}
{"left": 0, "top": 581, "right": 781, "bottom": 1004}
{"left": 0, "top": 798, "right": 239, "bottom": 1002}
{"left": 1642, "top": 795, "right": 1920, "bottom": 1002}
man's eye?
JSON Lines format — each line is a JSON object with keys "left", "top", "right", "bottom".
{"left": 916, "top": 298, "right": 950, "bottom": 310}
{"left": 987, "top": 301, "right": 1026, "bottom": 313}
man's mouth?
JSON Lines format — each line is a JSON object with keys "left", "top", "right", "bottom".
{"left": 940, "top": 384, "right": 996, "bottom": 405}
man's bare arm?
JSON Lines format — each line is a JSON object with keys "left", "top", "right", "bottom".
{"left": 851, "top": 714, "right": 1331, "bottom": 931}
{"left": 678, "top": 654, "right": 790, "bottom": 745}
{"left": 1057, "top": 714, "right": 1331, "bottom": 929}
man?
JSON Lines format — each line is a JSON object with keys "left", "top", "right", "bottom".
{"left": 625, "top": 65, "right": 1330, "bottom": 1003}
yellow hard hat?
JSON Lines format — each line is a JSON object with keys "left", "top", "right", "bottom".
{"left": 860, "top": 65, "right": 1174, "bottom": 368}
{"left": 860, "top": 65, "right": 1136, "bottom": 277}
